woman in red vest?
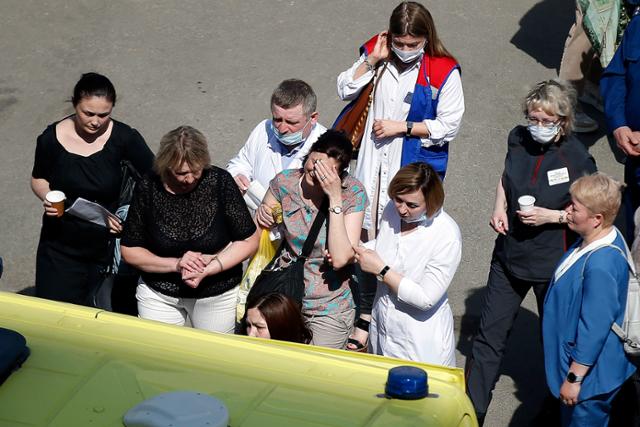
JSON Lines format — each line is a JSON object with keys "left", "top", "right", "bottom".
{"left": 336, "top": 1, "right": 464, "bottom": 351}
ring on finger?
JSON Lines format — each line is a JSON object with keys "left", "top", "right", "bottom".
{"left": 320, "top": 175, "right": 326, "bottom": 180}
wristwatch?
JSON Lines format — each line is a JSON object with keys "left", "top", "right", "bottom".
{"left": 329, "top": 206, "right": 343, "bottom": 214}
{"left": 406, "top": 121, "right": 414, "bottom": 137}
{"left": 376, "top": 265, "right": 390, "bottom": 281}
{"left": 566, "top": 372, "right": 584, "bottom": 384}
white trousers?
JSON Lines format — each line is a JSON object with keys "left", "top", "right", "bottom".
{"left": 136, "top": 282, "right": 237, "bottom": 334}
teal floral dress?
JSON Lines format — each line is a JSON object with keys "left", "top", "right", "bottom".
{"left": 269, "top": 169, "right": 368, "bottom": 316}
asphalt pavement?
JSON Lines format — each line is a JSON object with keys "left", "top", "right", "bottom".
{"left": 0, "top": 1, "right": 624, "bottom": 425}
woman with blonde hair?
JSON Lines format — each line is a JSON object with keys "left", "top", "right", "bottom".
{"left": 543, "top": 173, "right": 636, "bottom": 426}
{"left": 465, "top": 80, "right": 597, "bottom": 425}
{"left": 353, "top": 162, "right": 461, "bottom": 365}
{"left": 121, "top": 126, "right": 259, "bottom": 333}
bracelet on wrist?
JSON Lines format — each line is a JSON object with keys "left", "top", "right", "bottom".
{"left": 213, "top": 256, "right": 224, "bottom": 273}
{"left": 175, "top": 257, "right": 182, "bottom": 273}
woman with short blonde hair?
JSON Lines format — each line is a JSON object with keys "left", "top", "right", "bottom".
{"left": 569, "top": 173, "right": 623, "bottom": 228}
{"left": 543, "top": 173, "right": 634, "bottom": 425}
{"left": 121, "top": 125, "right": 259, "bottom": 333}
{"left": 153, "top": 126, "right": 211, "bottom": 183}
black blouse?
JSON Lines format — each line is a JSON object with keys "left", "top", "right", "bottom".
{"left": 494, "top": 126, "right": 597, "bottom": 281}
{"left": 32, "top": 119, "right": 154, "bottom": 260}
{"left": 121, "top": 167, "right": 256, "bottom": 298}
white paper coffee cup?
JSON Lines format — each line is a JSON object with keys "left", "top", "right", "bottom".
{"left": 518, "top": 195, "right": 536, "bottom": 212}
{"left": 46, "top": 190, "right": 66, "bottom": 217}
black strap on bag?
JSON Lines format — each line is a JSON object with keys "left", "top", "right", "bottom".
{"left": 247, "top": 198, "right": 329, "bottom": 306}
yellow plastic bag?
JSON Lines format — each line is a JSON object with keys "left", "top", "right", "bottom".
{"left": 237, "top": 229, "right": 278, "bottom": 322}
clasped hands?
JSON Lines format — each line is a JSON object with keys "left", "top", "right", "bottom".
{"left": 177, "top": 251, "right": 221, "bottom": 289}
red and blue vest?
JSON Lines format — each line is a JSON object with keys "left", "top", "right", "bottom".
{"left": 334, "top": 35, "right": 460, "bottom": 178}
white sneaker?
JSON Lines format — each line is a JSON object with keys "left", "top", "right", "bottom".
{"left": 573, "top": 111, "right": 599, "bottom": 133}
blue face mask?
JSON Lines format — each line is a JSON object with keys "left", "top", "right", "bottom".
{"left": 271, "top": 119, "right": 312, "bottom": 146}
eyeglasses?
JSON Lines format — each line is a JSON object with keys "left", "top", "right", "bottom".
{"left": 525, "top": 116, "right": 560, "bottom": 128}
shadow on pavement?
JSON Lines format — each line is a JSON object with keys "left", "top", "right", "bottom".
{"left": 510, "top": 0, "right": 575, "bottom": 71}
{"left": 457, "top": 287, "right": 548, "bottom": 427}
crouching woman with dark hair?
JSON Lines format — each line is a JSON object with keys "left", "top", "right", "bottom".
{"left": 244, "top": 292, "right": 312, "bottom": 344}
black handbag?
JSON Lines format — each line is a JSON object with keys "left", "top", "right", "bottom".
{"left": 247, "top": 199, "right": 328, "bottom": 306}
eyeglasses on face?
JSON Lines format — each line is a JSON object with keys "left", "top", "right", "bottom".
{"left": 525, "top": 116, "right": 560, "bottom": 128}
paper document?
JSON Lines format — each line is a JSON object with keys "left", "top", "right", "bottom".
{"left": 66, "top": 197, "right": 119, "bottom": 228}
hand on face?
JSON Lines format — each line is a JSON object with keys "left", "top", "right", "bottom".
{"left": 369, "top": 31, "right": 390, "bottom": 64}
{"left": 312, "top": 158, "right": 342, "bottom": 201}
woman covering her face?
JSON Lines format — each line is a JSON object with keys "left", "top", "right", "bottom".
{"left": 353, "top": 162, "right": 461, "bottom": 366}
{"left": 255, "top": 130, "right": 368, "bottom": 349}
{"left": 121, "top": 126, "right": 260, "bottom": 333}
{"left": 31, "top": 72, "right": 154, "bottom": 306}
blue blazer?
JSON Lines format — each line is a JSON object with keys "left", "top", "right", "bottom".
{"left": 543, "top": 230, "right": 636, "bottom": 400}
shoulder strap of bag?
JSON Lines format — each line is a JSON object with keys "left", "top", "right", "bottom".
{"left": 579, "top": 239, "right": 639, "bottom": 344}
{"left": 300, "top": 198, "right": 329, "bottom": 259}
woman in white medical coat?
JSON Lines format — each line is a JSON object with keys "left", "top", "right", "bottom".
{"left": 354, "top": 162, "right": 461, "bottom": 366}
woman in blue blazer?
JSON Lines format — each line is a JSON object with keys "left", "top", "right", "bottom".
{"left": 543, "top": 173, "right": 636, "bottom": 426}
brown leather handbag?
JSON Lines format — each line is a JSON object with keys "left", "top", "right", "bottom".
{"left": 334, "top": 63, "right": 386, "bottom": 150}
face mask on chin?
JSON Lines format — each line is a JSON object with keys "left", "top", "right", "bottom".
{"left": 401, "top": 212, "right": 428, "bottom": 224}
{"left": 528, "top": 124, "right": 560, "bottom": 144}
{"left": 391, "top": 41, "right": 426, "bottom": 63}
{"left": 271, "top": 119, "right": 311, "bottom": 146}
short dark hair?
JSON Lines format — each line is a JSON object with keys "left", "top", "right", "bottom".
{"left": 388, "top": 162, "right": 444, "bottom": 217}
{"left": 71, "top": 72, "right": 117, "bottom": 106}
{"left": 245, "top": 293, "right": 312, "bottom": 344}
{"left": 305, "top": 129, "right": 353, "bottom": 173}
{"left": 270, "top": 79, "right": 317, "bottom": 117}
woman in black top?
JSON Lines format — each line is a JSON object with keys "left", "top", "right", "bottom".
{"left": 121, "top": 126, "right": 259, "bottom": 333}
{"left": 31, "top": 73, "right": 154, "bottom": 306}
{"left": 464, "top": 80, "right": 597, "bottom": 425}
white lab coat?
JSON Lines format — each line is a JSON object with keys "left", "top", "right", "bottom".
{"left": 227, "top": 119, "right": 327, "bottom": 191}
{"left": 368, "top": 202, "right": 462, "bottom": 367}
{"left": 337, "top": 56, "right": 464, "bottom": 231}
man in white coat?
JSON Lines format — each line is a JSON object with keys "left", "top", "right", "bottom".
{"left": 227, "top": 79, "right": 327, "bottom": 201}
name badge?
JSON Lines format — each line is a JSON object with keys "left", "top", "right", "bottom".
{"left": 547, "top": 167, "right": 569, "bottom": 186}
{"left": 403, "top": 92, "right": 413, "bottom": 104}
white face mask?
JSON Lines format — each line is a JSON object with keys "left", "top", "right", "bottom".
{"left": 401, "top": 212, "right": 428, "bottom": 224}
{"left": 528, "top": 124, "right": 560, "bottom": 144}
{"left": 391, "top": 42, "right": 426, "bottom": 63}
